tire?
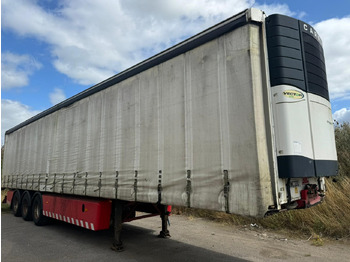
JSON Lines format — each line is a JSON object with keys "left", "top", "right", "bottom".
{"left": 21, "top": 191, "right": 33, "bottom": 221}
{"left": 32, "top": 194, "right": 48, "bottom": 226}
{"left": 12, "top": 191, "right": 22, "bottom": 217}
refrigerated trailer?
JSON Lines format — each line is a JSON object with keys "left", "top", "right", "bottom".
{"left": 2, "top": 9, "right": 337, "bottom": 250}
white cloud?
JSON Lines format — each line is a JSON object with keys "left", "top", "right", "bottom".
{"left": 49, "top": 88, "right": 66, "bottom": 105}
{"left": 314, "top": 17, "right": 350, "bottom": 101}
{"left": 1, "top": 52, "right": 42, "bottom": 89}
{"left": 1, "top": 99, "right": 41, "bottom": 144}
{"left": 253, "top": 3, "right": 294, "bottom": 16}
{"left": 333, "top": 108, "right": 350, "bottom": 123}
{"left": 2, "top": 0, "right": 294, "bottom": 86}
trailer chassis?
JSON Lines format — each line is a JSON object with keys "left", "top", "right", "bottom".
{"left": 4, "top": 189, "right": 171, "bottom": 251}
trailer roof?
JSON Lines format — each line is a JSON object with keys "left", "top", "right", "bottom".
{"left": 6, "top": 9, "right": 253, "bottom": 135}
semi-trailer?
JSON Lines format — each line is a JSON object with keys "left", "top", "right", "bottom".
{"left": 2, "top": 8, "right": 337, "bottom": 250}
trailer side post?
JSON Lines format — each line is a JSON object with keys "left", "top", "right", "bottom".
{"left": 111, "top": 200, "right": 124, "bottom": 252}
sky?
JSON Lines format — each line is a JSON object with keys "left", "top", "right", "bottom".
{"left": 1, "top": 0, "right": 350, "bottom": 144}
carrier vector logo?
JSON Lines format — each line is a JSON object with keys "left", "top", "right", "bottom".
{"left": 283, "top": 90, "right": 304, "bottom": 99}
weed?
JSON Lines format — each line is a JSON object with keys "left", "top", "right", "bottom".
{"left": 311, "top": 234, "right": 324, "bottom": 246}
{"left": 1, "top": 203, "right": 11, "bottom": 213}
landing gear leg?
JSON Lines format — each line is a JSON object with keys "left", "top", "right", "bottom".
{"left": 111, "top": 201, "right": 124, "bottom": 252}
{"left": 158, "top": 205, "right": 170, "bottom": 238}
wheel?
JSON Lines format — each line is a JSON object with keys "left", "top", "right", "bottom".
{"left": 32, "top": 194, "right": 48, "bottom": 226}
{"left": 12, "top": 191, "right": 22, "bottom": 217}
{"left": 21, "top": 191, "right": 33, "bottom": 221}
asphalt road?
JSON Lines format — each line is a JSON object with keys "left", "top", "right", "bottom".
{"left": 1, "top": 212, "right": 246, "bottom": 262}
{"left": 2, "top": 212, "right": 350, "bottom": 262}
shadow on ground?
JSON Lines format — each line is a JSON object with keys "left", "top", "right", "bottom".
{"left": 1, "top": 213, "right": 247, "bottom": 262}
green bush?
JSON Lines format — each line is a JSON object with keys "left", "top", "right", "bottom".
{"left": 334, "top": 122, "right": 350, "bottom": 178}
